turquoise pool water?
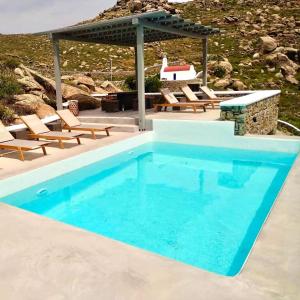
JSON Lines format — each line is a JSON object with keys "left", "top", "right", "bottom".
{"left": 1, "top": 142, "right": 297, "bottom": 276}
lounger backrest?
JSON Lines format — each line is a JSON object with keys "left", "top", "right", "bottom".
{"left": 200, "top": 86, "right": 217, "bottom": 99}
{"left": 160, "top": 88, "right": 178, "bottom": 104}
{"left": 181, "top": 85, "right": 199, "bottom": 101}
{"left": 56, "top": 109, "right": 81, "bottom": 127}
{"left": 0, "top": 121, "right": 14, "bottom": 143}
{"left": 21, "top": 115, "right": 50, "bottom": 134}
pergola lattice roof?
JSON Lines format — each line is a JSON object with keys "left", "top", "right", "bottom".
{"left": 39, "top": 11, "right": 220, "bottom": 46}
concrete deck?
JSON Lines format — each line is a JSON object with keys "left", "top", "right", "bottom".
{"left": 0, "top": 132, "right": 299, "bottom": 300}
{"left": 79, "top": 107, "right": 221, "bottom": 122}
{"left": 0, "top": 131, "right": 138, "bottom": 180}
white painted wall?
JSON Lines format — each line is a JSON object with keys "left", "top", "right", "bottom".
{"left": 160, "top": 68, "right": 197, "bottom": 81}
{"left": 152, "top": 119, "right": 300, "bottom": 153}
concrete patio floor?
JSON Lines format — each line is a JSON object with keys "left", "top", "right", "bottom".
{"left": 0, "top": 131, "right": 299, "bottom": 300}
{"left": 79, "top": 107, "right": 221, "bottom": 122}
{"left": 0, "top": 131, "right": 139, "bottom": 180}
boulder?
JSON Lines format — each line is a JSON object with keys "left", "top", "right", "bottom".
{"left": 260, "top": 36, "right": 278, "bottom": 53}
{"left": 72, "top": 74, "right": 96, "bottom": 91}
{"left": 232, "top": 80, "right": 247, "bottom": 91}
{"left": 19, "top": 65, "right": 98, "bottom": 103}
{"left": 12, "top": 94, "right": 55, "bottom": 117}
{"left": 95, "top": 86, "right": 109, "bottom": 94}
{"left": 214, "top": 78, "right": 231, "bottom": 89}
{"left": 285, "top": 75, "right": 299, "bottom": 85}
{"left": 14, "top": 67, "right": 25, "bottom": 77}
{"left": 17, "top": 77, "right": 45, "bottom": 92}
{"left": 13, "top": 94, "right": 44, "bottom": 105}
{"left": 219, "top": 60, "right": 233, "bottom": 74}
{"left": 78, "top": 84, "right": 91, "bottom": 93}
{"left": 128, "top": 0, "right": 143, "bottom": 13}
{"left": 101, "top": 81, "right": 122, "bottom": 93}
{"left": 35, "top": 103, "right": 56, "bottom": 118}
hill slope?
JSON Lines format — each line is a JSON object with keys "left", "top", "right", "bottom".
{"left": 0, "top": 0, "right": 299, "bottom": 128}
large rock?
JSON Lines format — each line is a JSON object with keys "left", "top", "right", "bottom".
{"left": 214, "top": 78, "right": 231, "bottom": 89}
{"left": 17, "top": 77, "right": 45, "bottom": 92}
{"left": 219, "top": 60, "right": 233, "bottom": 74}
{"left": 72, "top": 74, "right": 96, "bottom": 91}
{"left": 35, "top": 103, "right": 56, "bottom": 118}
{"left": 13, "top": 94, "right": 55, "bottom": 118}
{"left": 128, "top": 0, "right": 143, "bottom": 13}
{"left": 13, "top": 94, "right": 44, "bottom": 105}
{"left": 260, "top": 36, "right": 278, "bottom": 53}
{"left": 232, "top": 80, "right": 247, "bottom": 91}
{"left": 101, "top": 81, "right": 122, "bottom": 93}
{"left": 19, "top": 65, "right": 98, "bottom": 103}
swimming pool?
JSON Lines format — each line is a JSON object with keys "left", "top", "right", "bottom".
{"left": 1, "top": 141, "right": 297, "bottom": 276}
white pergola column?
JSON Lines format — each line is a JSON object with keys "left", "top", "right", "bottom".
{"left": 52, "top": 37, "right": 63, "bottom": 110}
{"left": 136, "top": 24, "right": 146, "bottom": 131}
{"left": 202, "top": 37, "right": 208, "bottom": 86}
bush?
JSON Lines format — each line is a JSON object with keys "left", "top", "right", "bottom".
{"left": 77, "top": 97, "right": 101, "bottom": 111}
{"left": 0, "top": 103, "right": 15, "bottom": 124}
{"left": 145, "top": 74, "right": 162, "bottom": 92}
{"left": 2, "top": 58, "right": 20, "bottom": 70}
{"left": 213, "top": 66, "right": 226, "bottom": 78}
{"left": 125, "top": 76, "right": 136, "bottom": 90}
{"left": 0, "top": 71, "right": 22, "bottom": 99}
{"left": 125, "top": 74, "right": 162, "bottom": 92}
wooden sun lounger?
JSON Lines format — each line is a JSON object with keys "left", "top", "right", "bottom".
{"left": 0, "top": 121, "right": 49, "bottom": 161}
{"left": 155, "top": 88, "right": 209, "bottom": 113}
{"left": 181, "top": 85, "right": 225, "bottom": 109}
{"left": 56, "top": 109, "right": 113, "bottom": 139}
{"left": 200, "top": 86, "right": 232, "bottom": 101}
{"left": 20, "top": 114, "right": 83, "bottom": 149}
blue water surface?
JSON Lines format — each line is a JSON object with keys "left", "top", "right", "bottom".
{"left": 2, "top": 142, "right": 297, "bottom": 276}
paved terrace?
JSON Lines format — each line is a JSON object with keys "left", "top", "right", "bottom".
{"left": 0, "top": 128, "right": 299, "bottom": 300}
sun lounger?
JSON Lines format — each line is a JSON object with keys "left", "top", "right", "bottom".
{"left": 154, "top": 88, "right": 208, "bottom": 113}
{"left": 20, "top": 114, "right": 83, "bottom": 149}
{"left": 181, "top": 85, "right": 225, "bottom": 109}
{"left": 56, "top": 109, "right": 113, "bottom": 139}
{"left": 0, "top": 121, "right": 50, "bottom": 161}
{"left": 200, "top": 86, "right": 232, "bottom": 101}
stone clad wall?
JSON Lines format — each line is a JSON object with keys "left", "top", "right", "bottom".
{"left": 220, "top": 95, "right": 280, "bottom": 135}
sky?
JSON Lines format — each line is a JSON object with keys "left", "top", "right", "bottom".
{"left": 0, "top": 0, "right": 117, "bottom": 34}
{"left": 0, "top": 0, "right": 190, "bottom": 34}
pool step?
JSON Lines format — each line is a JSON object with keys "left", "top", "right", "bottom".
{"left": 78, "top": 116, "right": 138, "bottom": 125}
{"left": 79, "top": 122, "right": 139, "bottom": 133}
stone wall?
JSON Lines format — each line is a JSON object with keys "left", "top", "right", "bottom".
{"left": 220, "top": 95, "right": 280, "bottom": 135}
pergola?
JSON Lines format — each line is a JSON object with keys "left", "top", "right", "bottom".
{"left": 40, "top": 11, "right": 220, "bottom": 130}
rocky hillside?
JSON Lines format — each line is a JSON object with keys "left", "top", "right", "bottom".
{"left": 0, "top": 0, "right": 299, "bottom": 128}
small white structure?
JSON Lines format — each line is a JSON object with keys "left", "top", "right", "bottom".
{"left": 160, "top": 55, "right": 197, "bottom": 81}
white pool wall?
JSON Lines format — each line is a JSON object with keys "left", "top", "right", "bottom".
{"left": 152, "top": 120, "right": 300, "bottom": 153}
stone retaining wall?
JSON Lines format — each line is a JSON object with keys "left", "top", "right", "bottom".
{"left": 220, "top": 94, "right": 280, "bottom": 135}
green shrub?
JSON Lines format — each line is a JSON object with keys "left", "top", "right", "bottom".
{"left": 0, "top": 103, "right": 15, "bottom": 124}
{"left": 125, "top": 74, "right": 162, "bottom": 92}
{"left": 78, "top": 98, "right": 101, "bottom": 111}
{"left": 125, "top": 76, "right": 136, "bottom": 90}
{"left": 145, "top": 74, "right": 162, "bottom": 92}
{"left": 213, "top": 66, "right": 226, "bottom": 78}
{"left": 2, "top": 58, "right": 20, "bottom": 70}
{"left": 0, "top": 71, "right": 22, "bottom": 99}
